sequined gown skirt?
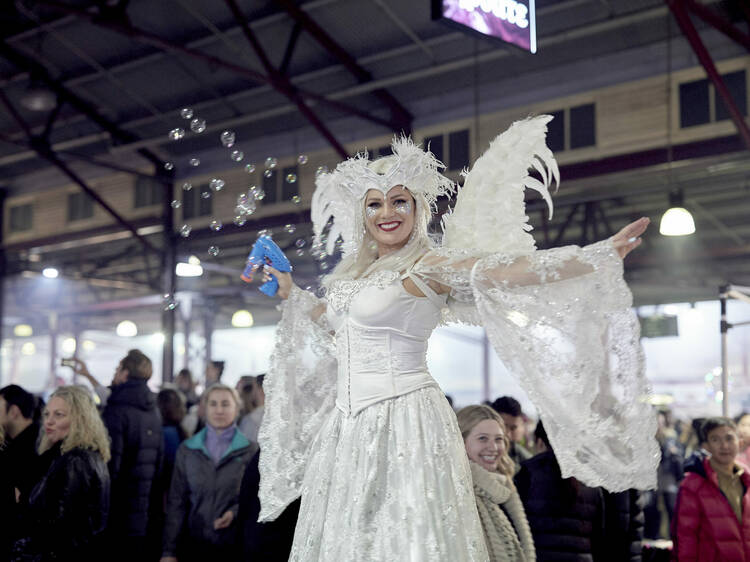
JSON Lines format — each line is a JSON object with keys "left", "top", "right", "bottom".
{"left": 289, "top": 385, "right": 488, "bottom": 561}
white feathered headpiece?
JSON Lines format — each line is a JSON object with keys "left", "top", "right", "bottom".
{"left": 312, "top": 115, "right": 559, "bottom": 260}
{"left": 311, "top": 136, "right": 454, "bottom": 257}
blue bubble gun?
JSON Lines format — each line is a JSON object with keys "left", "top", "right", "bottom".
{"left": 241, "top": 235, "right": 292, "bottom": 296}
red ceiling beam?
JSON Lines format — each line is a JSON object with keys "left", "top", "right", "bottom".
{"left": 33, "top": 0, "right": 393, "bottom": 142}
{"left": 683, "top": 0, "right": 750, "bottom": 51}
{"left": 223, "top": 0, "right": 348, "bottom": 158}
{"left": 273, "top": 0, "right": 413, "bottom": 134}
{"left": 667, "top": 0, "right": 750, "bottom": 153}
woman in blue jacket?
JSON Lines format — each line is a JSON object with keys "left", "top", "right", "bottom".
{"left": 160, "top": 383, "right": 257, "bottom": 562}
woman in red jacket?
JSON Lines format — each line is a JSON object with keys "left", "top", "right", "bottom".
{"left": 671, "top": 417, "right": 750, "bottom": 562}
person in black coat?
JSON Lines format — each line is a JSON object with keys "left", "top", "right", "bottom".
{"left": 102, "top": 349, "right": 164, "bottom": 561}
{"left": 602, "top": 489, "right": 644, "bottom": 562}
{"left": 515, "top": 420, "right": 606, "bottom": 562}
{"left": 237, "top": 448, "right": 300, "bottom": 561}
{"left": 0, "top": 385, "right": 41, "bottom": 504}
{"left": 12, "top": 386, "right": 111, "bottom": 562}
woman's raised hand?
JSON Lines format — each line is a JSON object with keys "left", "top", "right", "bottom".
{"left": 611, "top": 217, "right": 649, "bottom": 260}
{"left": 259, "top": 264, "right": 293, "bottom": 300}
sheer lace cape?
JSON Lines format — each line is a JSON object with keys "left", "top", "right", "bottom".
{"left": 258, "top": 238, "right": 659, "bottom": 522}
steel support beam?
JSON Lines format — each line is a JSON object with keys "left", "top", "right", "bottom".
{"left": 667, "top": 0, "right": 750, "bottom": 152}
{"left": 0, "top": 88, "right": 163, "bottom": 257}
{"left": 279, "top": 22, "right": 303, "bottom": 76}
{"left": 223, "top": 0, "right": 349, "bottom": 158}
{"left": 683, "top": 0, "right": 750, "bottom": 51}
{"left": 33, "top": 0, "right": 394, "bottom": 137}
{"left": 161, "top": 180, "right": 177, "bottom": 382}
{"left": 273, "top": 0, "right": 413, "bottom": 133}
{"left": 0, "top": 40, "right": 167, "bottom": 172}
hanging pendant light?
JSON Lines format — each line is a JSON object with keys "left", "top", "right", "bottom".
{"left": 659, "top": 190, "right": 695, "bottom": 236}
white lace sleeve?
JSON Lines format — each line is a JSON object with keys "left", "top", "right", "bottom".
{"left": 258, "top": 285, "right": 337, "bottom": 521}
{"left": 413, "top": 240, "right": 660, "bottom": 492}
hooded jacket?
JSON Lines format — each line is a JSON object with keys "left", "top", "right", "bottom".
{"left": 12, "top": 443, "right": 110, "bottom": 561}
{"left": 102, "top": 378, "right": 163, "bottom": 538}
{"left": 671, "top": 455, "right": 750, "bottom": 562}
{"left": 162, "top": 426, "right": 257, "bottom": 557}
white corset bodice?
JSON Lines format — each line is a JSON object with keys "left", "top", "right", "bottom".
{"left": 326, "top": 273, "right": 447, "bottom": 416}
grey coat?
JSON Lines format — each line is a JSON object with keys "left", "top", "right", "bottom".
{"left": 162, "top": 427, "right": 257, "bottom": 557}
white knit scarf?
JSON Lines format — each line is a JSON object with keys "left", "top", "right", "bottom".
{"left": 469, "top": 461, "right": 536, "bottom": 562}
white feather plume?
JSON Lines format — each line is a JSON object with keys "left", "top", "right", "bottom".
{"left": 441, "top": 115, "right": 559, "bottom": 255}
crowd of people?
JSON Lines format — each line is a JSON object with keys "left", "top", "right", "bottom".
{"left": 1, "top": 349, "right": 749, "bottom": 561}
{"left": 0, "top": 350, "right": 288, "bottom": 562}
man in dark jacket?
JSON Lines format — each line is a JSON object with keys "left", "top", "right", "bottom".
{"left": 492, "top": 395, "right": 532, "bottom": 474}
{"left": 0, "top": 385, "right": 41, "bottom": 503}
{"left": 515, "top": 420, "right": 606, "bottom": 561}
{"left": 101, "top": 349, "right": 164, "bottom": 561}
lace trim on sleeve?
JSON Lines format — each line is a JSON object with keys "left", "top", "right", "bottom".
{"left": 258, "top": 285, "right": 337, "bottom": 521}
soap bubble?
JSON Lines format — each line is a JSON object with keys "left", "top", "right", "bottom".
{"left": 315, "top": 165, "right": 329, "bottom": 177}
{"left": 189, "top": 158, "right": 200, "bottom": 167}
{"left": 182, "top": 182, "right": 193, "bottom": 191}
{"left": 170, "top": 200, "right": 181, "bottom": 209}
{"left": 284, "top": 224, "right": 296, "bottom": 234}
{"left": 244, "top": 163, "right": 256, "bottom": 174}
{"left": 297, "top": 154, "right": 308, "bottom": 165}
{"left": 164, "top": 162, "right": 174, "bottom": 170}
{"left": 180, "top": 224, "right": 192, "bottom": 237}
{"left": 250, "top": 186, "right": 265, "bottom": 201}
{"left": 258, "top": 229, "right": 271, "bottom": 237}
{"left": 208, "top": 246, "right": 220, "bottom": 257}
{"left": 230, "top": 150, "right": 244, "bottom": 162}
{"left": 319, "top": 261, "right": 329, "bottom": 271}
{"left": 264, "top": 157, "right": 278, "bottom": 169}
{"left": 233, "top": 215, "right": 247, "bottom": 226}
{"left": 237, "top": 193, "right": 249, "bottom": 206}
{"left": 295, "top": 238, "right": 306, "bottom": 248}
{"left": 180, "top": 108, "right": 193, "bottom": 119}
{"left": 190, "top": 118, "right": 206, "bottom": 133}
{"left": 169, "top": 128, "right": 185, "bottom": 141}
{"left": 291, "top": 195, "right": 302, "bottom": 205}
{"left": 163, "top": 294, "right": 179, "bottom": 311}
{"left": 295, "top": 249, "right": 305, "bottom": 257}
{"left": 220, "top": 130, "right": 235, "bottom": 147}
{"left": 286, "top": 173, "right": 297, "bottom": 184}
{"left": 210, "top": 220, "right": 223, "bottom": 232}
{"left": 200, "top": 190, "right": 211, "bottom": 199}
{"left": 209, "top": 178, "right": 225, "bottom": 192}
{"left": 263, "top": 169, "right": 273, "bottom": 178}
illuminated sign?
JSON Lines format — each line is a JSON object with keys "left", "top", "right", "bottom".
{"left": 433, "top": 0, "right": 537, "bottom": 54}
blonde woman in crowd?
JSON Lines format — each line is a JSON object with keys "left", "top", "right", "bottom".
{"left": 457, "top": 405, "right": 535, "bottom": 562}
{"left": 12, "top": 385, "right": 111, "bottom": 562}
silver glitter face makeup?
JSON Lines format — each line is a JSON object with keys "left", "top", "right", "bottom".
{"left": 365, "top": 205, "right": 377, "bottom": 219}
{"left": 394, "top": 200, "right": 412, "bottom": 215}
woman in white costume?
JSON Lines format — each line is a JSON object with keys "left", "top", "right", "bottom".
{"left": 256, "top": 115, "right": 659, "bottom": 561}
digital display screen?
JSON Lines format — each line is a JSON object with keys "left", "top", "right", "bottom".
{"left": 433, "top": 0, "right": 537, "bottom": 54}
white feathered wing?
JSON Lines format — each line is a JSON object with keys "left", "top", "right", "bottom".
{"left": 441, "top": 115, "right": 559, "bottom": 255}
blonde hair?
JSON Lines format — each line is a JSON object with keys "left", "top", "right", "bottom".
{"left": 202, "top": 383, "right": 241, "bottom": 420}
{"left": 322, "top": 156, "right": 436, "bottom": 286}
{"left": 456, "top": 405, "right": 515, "bottom": 480}
{"left": 39, "top": 385, "right": 111, "bottom": 462}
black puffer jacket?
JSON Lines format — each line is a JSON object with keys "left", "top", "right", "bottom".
{"left": 12, "top": 443, "right": 110, "bottom": 561}
{"left": 515, "top": 450, "right": 605, "bottom": 561}
{"left": 102, "top": 378, "right": 163, "bottom": 538}
{"left": 602, "top": 489, "right": 643, "bottom": 562}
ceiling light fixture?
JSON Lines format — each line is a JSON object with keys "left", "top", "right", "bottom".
{"left": 659, "top": 190, "right": 695, "bottom": 236}
{"left": 231, "top": 310, "right": 254, "bottom": 328}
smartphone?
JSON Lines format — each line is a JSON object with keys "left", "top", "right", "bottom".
{"left": 61, "top": 358, "right": 76, "bottom": 368}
